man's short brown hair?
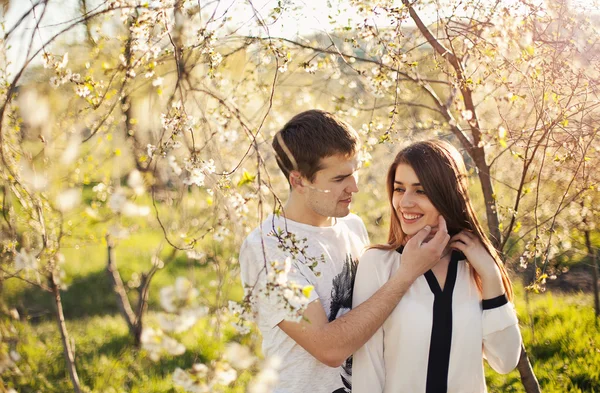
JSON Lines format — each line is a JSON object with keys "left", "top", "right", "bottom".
{"left": 272, "top": 110, "right": 359, "bottom": 183}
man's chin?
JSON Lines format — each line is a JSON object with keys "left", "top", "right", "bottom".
{"left": 333, "top": 209, "right": 351, "bottom": 218}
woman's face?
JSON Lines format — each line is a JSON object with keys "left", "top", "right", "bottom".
{"left": 392, "top": 163, "right": 441, "bottom": 237}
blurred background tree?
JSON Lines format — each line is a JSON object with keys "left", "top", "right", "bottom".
{"left": 0, "top": 0, "right": 599, "bottom": 392}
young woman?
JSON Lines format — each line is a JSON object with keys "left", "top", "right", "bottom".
{"left": 352, "top": 140, "right": 521, "bottom": 393}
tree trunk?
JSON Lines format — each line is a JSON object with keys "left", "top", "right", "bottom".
{"left": 133, "top": 272, "right": 152, "bottom": 347}
{"left": 517, "top": 344, "right": 540, "bottom": 393}
{"left": 471, "top": 149, "right": 502, "bottom": 249}
{"left": 584, "top": 229, "right": 599, "bottom": 317}
{"left": 106, "top": 235, "right": 137, "bottom": 337}
{"left": 475, "top": 152, "right": 541, "bottom": 392}
{"left": 51, "top": 271, "right": 82, "bottom": 393}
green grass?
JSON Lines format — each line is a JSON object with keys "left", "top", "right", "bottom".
{"left": 5, "top": 313, "right": 255, "bottom": 393}
{"left": 4, "top": 228, "right": 244, "bottom": 321}
{"left": 485, "top": 290, "right": 600, "bottom": 392}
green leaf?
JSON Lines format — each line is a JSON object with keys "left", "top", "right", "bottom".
{"left": 237, "top": 170, "right": 256, "bottom": 187}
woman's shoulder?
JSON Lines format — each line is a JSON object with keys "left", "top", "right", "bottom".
{"left": 359, "top": 247, "right": 400, "bottom": 268}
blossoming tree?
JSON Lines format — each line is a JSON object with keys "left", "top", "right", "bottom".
{"left": 1, "top": 0, "right": 599, "bottom": 392}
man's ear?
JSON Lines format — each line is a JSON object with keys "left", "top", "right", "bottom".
{"left": 289, "top": 171, "right": 306, "bottom": 193}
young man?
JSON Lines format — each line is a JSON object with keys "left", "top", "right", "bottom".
{"left": 239, "top": 110, "right": 449, "bottom": 393}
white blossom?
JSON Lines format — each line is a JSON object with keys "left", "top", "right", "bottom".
{"left": 107, "top": 224, "right": 130, "bottom": 239}
{"left": 152, "top": 255, "right": 164, "bottom": 269}
{"left": 56, "top": 189, "right": 82, "bottom": 212}
{"left": 228, "top": 192, "right": 248, "bottom": 214}
{"left": 168, "top": 155, "right": 182, "bottom": 176}
{"left": 159, "top": 277, "right": 199, "bottom": 313}
{"left": 20, "top": 167, "right": 48, "bottom": 192}
{"left": 183, "top": 168, "right": 206, "bottom": 187}
{"left": 157, "top": 312, "right": 196, "bottom": 334}
{"left": 50, "top": 76, "right": 61, "bottom": 88}
{"left": 140, "top": 327, "right": 185, "bottom": 361}
{"left": 249, "top": 356, "right": 281, "bottom": 393}
{"left": 228, "top": 300, "right": 246, "bottom": 317}
{"left": 147, "top": 144, "right": 157, "bottom": 158}
{"left": 203, "top": 159, "right": 216, "bottom": 174}
{"left": 224, "top": 342, "right": 256, "bottom": 370}
{"left": 61, "top": 135, "right": 81, "bottom": 165}
{"left": 75, "top": 85, "right": 91, "bottom": 98}
{"left": 461, "top": 110, "right": 473, "bottom": 121}
{"left": 212, "top": 227, "right": 230, "bottom": 242}
{"left": 210, "top": 52, "right": 223, "bottom": 66}
{"left": 152, "top": 76, "right": 164, "bottom": 86}
{"left": 173, "top": 367, "right": 209, "bottom": 393}
{"left": 304, "top": 62, "right": 318, "bottom": 73}
{"left": 272, "top": 257, "right": 291, "bottom": 286}
{"left": 158, "top": 306, "right": 208, "bottom": 333}
{"left": 186, "top": 250, "right": 205, "bottom": 260}
{"left": 122, "top": 202, "right": 150, "bottom": 216}
{"left": 127, "top": 170, "right": 145, "bottom": 196}
{"left": 109, "top": 190, "right": 127, "bottom": 213}
{"left": 14, "top": 249, "right": 38, "bottom": 271}
{"left": 218, "top": 129, "right": 240, "bottom": 143}
{"left": 213, "top": 363, "right": 237, "bottom": 386}
{"left": 57, "top": 53, "right": 69, "bottom": 69}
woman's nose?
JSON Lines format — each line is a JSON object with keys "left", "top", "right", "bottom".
{"left": 400, "top": 193, "right": 415, "bottom": 207}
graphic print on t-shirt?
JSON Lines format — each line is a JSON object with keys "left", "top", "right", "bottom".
{"left": 328, "top": 254, "right": 358, "bottom": 393}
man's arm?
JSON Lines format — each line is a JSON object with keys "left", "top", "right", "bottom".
{"left": 279, "top": 216, "right": 450, "bottom": 367}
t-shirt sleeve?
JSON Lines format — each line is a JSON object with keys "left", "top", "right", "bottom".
{"left": 358, "top": 217, "right": 370, "bottom": 248}
{"left": 351, "top": 249, "right": 386, "bottom": 393}
{"left": 349, "top": 214, "right": 370, "bottom": 253}
{"left": 239, "top": 237, "right": 320, "bottom": 329}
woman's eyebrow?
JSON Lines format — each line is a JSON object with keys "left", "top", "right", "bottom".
{"left": 394, "top": 180, "right": 421, "bottom": 186}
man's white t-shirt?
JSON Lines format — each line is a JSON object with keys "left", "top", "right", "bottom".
{"left": 239, "top": 213, "right": 369, "bottom": 393}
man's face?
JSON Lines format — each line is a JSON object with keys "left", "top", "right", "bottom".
{"left": 300, "top": 154, "right": 360, "bottom": 224}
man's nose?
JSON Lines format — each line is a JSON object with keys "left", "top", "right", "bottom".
{"left": 347, "top": 174, "right": 359, "bottom": 193}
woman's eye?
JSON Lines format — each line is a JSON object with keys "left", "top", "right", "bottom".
{"left": 394, "top": 187, "right": 405, "bottom": 193}
{"left": 417, "top": 189, "right": 427, "bottom": 195}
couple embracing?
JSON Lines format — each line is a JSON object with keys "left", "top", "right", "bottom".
{"left": 239, "top": 110, "right": 521, "bottom": 393}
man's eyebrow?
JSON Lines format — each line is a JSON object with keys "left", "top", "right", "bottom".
{"left": 331, "top": 173, "right": 352, "bottom": 181}
{"left": 394, "top": 180, "right": 422, "bottom": 186}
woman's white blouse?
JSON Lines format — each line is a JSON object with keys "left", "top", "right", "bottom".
{"left": 352, "top": 248, "right": 522, "bottom": 393}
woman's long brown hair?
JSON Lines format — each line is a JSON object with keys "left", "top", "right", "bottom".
{"left": 374, "top": 140, "right": 513, "bottom": 300}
